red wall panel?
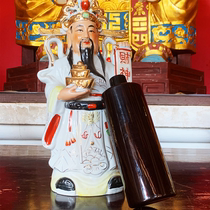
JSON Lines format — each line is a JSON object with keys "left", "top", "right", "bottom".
{"left": 191, "top": 0, "right": 210, "bottom": 93}
{"left": 0, "top": 0, "right": 21, "bottom": 90}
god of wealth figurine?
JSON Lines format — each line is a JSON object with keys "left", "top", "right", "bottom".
{"left": 37, "top": 0, "right": 130, "bottom": 197}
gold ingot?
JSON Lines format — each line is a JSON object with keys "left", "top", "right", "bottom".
{"left": 71, "top": 69, "right": 90, "bottom": 78}
{"left": 72, "top": 61, "right": 88, "bottom": 70}
{"left": 71, "top": 61, "right": 90, "bottom": 78}
{"left": 66, "top": 77, "right": 95, "bottom": 88}
{"left": 66, "top": 61, "right": 94, "bottom": 88}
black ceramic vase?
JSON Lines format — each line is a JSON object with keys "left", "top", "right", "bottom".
{"left": 102, "top": 75, "right": 175, "bottom": 208}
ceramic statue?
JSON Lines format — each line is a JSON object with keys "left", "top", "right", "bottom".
{"left": 37, "top": 0, "right": 131, "bottom": 196}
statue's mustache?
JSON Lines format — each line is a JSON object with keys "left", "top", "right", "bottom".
{"left": 79, "top": 38, "right": 93, "bottom": 49}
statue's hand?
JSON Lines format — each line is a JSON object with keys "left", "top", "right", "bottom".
{"left": 57, "top": 85, "right": 90, "bottom": 101}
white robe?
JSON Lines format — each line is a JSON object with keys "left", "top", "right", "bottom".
{"left": 38, "top": 55, "right": 121, "bottom": 196}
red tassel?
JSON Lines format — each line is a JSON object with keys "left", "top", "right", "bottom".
{"left": 71, "top": 138, "right": 76, "bottom": 143}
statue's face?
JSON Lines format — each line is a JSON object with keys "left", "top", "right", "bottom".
{"left": 67, "top": 20, "right": 99, "bottom": 55}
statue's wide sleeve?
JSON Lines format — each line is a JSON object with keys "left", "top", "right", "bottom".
{"left": 37, "top": 57, "right": 70, "bottom": 113}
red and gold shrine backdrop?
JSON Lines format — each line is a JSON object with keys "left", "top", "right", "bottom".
{"left": 0, "top": 0, "right": 209, "bottom": 93}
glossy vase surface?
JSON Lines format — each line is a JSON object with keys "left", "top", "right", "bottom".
{"left": 102, "top": 75, "right": 175, "bottom": 208}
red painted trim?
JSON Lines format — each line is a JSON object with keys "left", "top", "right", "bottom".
{"left": 68, "top": 110, "right": 73, "bottom": 132}
{"left": 44, "top": 114, "right": 61, "bottom": 145}
{"left": 105, "top": 122, "right": 108, "bottom": 129}
{"left": 90, "top": 93, "right": 102, "bottom": 97}
{"left": 88, "top": 104, "right": 97, "bottom": 109}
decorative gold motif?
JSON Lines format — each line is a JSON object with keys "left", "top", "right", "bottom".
{"left": 39, "top": 28, "right": 63, "bottom": 35}
{"left": 152, "top": 25, "right": 190, "bottom": 47}
{"left": 31, "top": 24, "right": 42, "bottom": 35}
{"left": 152, "top": 26, "right": 174, "bottom": 43}
{"left": 100, "top": 1, "right": 117, "bottom": 10}
{"left": 175, "top": 28, "right": 186, "bottom": 37}
{"left": 91, "top": 0, "right": 104, "bottom": 16}
{"left": 98, "top": 0, "right": 129, "bottom": 10}
{"left": 134, "top": 1, "right": 145, "bottom": 16}
{"left": 100, "top": 30, "right": 127, "bottom": 38}
{"left": 82, "top": 112, "right": 100, "bottom": 125}
{"left": 174, "top": 27, "right": 187, "bottom": 44}
{"left": 60, "top": 0, "right": 107, "bottom": 30}
{"left": 129, "top": 0, "right": 198, "bottom": 53}
{"left": 118, "top": 1, "right": 129, "bottom": 10}
{"left": 61, "top": 12, "right": 104, "bottom": 29}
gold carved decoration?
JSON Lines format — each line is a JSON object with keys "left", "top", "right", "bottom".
{"left": 152, "top": 26, "right": 174, "bottom": 43}
{"left": 15, "top": 0, "right": 198, "bottom": 53}
{"left": 134, "top": 2, "right": 145, "bottom": 16}
{"left": 98, "top": 0, "right": 129, "bottom": 11}
{"left": 100, "top": 30, "right": 128, "bottom": 38}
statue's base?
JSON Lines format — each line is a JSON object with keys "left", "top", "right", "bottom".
{"left": 4, "top": 61, "right": 48, "bottom": 92}
{"left": 132, "top": 62, "right": 206, "bottom": 94}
